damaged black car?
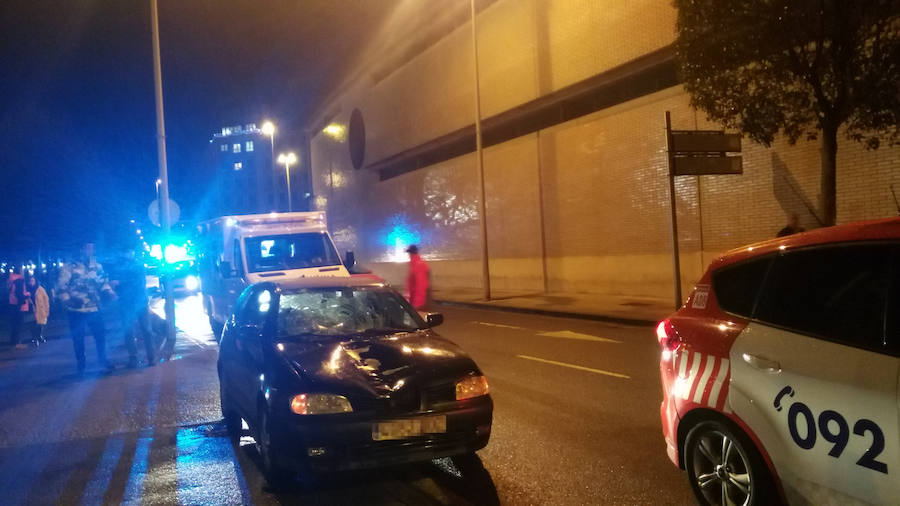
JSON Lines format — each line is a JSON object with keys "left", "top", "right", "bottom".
{"left": 217, "top": 277, "right": 493, "bottom": 485}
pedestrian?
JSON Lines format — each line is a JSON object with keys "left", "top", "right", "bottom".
{"left": 776, "top": 212, "right": 805, "bottom": 237}
{"left": 9, "top": 269, "right": 31, "bottom": 350}
{"left": 115, "top": 250, "right": 155, "bottom": 368}
{"left": 405, "top": 245, "right": 430, "bottom": 310}
{"left": 28, "top": 275, "right": 49, "bottom": 345}
{"left": 57, "top": 243, "right": 117, "bottom": 376}
{"left": 6, "top": 265, "right": 24, "bottom": 347}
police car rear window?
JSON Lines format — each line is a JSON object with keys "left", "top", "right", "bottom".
{"left": 712, "top": 256, "right": 772, "bottom": 318}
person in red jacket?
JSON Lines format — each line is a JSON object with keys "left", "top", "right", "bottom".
{"left": 405, "top": 245, "right": 430, "bottom": 310}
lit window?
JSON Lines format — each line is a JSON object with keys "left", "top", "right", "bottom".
{"left": 246, "top": 141, "right": 254, "bottom": 152}
{"left": 234, "top": 162, "right": 242, "bottom": 171}
{"left": 233, "top": 143, "right": 241, "bottom": 153}
{"left": 220, "top": 144, "right": 228, "bottom": 152}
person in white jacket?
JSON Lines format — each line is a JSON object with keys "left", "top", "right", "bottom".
{"left": 28, "top": 276, "right": 49, "bottom": 345}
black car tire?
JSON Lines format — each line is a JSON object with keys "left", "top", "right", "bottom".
{"left": 219, "top": 380, "right": 241, "bottom": 441}
{"left": 256, "top": 408, "right": 295, "bottom": 489}
{"left": 450, "top": 452, "right": 484, "bottom": 479}
{"left": 209, "top": 316, "right": 224, "bottom": 340}
{"left": 684, "top": 419, "right": 780, "bottom": 506}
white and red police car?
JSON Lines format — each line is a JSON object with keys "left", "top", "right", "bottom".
{"left": 659, "top": 217, "right": 899, "bottom": 506}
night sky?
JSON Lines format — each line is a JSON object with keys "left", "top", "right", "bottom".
{"left": 0, "top": 0, "right": 392, "bottom": 257}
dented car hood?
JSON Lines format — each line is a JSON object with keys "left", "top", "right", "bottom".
{"left": 275, "top": 330, "right": 479, "bottom": 397}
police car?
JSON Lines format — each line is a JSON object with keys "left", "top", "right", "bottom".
{"left": 658, "top": 217, "right": 899, "bottom": 506}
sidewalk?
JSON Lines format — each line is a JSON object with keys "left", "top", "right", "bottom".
{"left": 432, "top": 287, "right": 675, "bottom": 326}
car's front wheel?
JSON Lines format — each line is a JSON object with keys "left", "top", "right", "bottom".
{"left": 219, "top": 382, "right": 241, "bottom": 442}
{"left": 255, "top": 408, "right": 294, "bottom": 488}
{"left": 684, "top": 420, "right": 778, "bottom": 506}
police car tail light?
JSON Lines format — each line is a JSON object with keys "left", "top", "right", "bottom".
{"left": 656, "top": 319, "right": 681, "bottom": 351}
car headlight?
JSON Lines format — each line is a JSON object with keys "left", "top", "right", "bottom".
{"left": 290, "top": 394, "right": 353, "bottom": 415}
{"left": 184, "top": 275, "right": 199, "bottom": 291}
{"left": 455, "top": 374, "right": 489, "bottom": 400}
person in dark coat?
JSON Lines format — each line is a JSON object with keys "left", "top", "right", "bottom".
{"left": 115, "top": 251, "right": 155, "bottom": 368}
{"left": 776, "top": 213, "right": 805, "bottom": 237}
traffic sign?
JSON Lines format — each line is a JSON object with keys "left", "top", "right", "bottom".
{"left": 148, "top": 199, "right": 180, "bottom": 227}
{"left": 673, "top": 156, "right": 743, "bottom": 176}
{"left": 670, "top": 131, "right": 742, "bottom": 153}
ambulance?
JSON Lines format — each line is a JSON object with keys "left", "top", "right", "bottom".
{"left": 195, "top": 212, "right": 349, "bottom": 336}
{"left": 658, "top": 218, "right": 899, "bottom": 505}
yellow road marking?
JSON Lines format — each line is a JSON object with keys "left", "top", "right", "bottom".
{"left": 537, "top": 330, "right": 621, "bottom": 343}
{"left": 516, "top": 355, "right": 630, "bottom": 379}
{"left": 470, "top": 321, "right": 527, "bottom": 330}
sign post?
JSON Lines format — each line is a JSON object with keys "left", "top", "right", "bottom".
{"left": 665, "top": 111, "right": 743, "bottom": 309}
{"left": 664, "top": 112, "right": 683, "bottom": 311}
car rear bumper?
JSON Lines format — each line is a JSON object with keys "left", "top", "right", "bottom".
{"left": 274, "top": 396, "right": 493, "bottom": 472}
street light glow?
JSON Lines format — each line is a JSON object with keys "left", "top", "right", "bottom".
{"left": 322, "top": 123, "right": 346, "bottom": 141}
{"left": 261, "top": 121, "right": 275, "bottom": 137}
{"left": 277, "top": 152, "right": 298, "bottom": 212}
{"left": 277, "top": 152, "right": 297, "bottom": 165}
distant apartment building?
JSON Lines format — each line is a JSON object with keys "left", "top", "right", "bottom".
{"left": 208, "top": 123, "right": 308, "bottom": 217}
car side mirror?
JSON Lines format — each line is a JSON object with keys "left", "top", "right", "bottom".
{"left": 219, "top": 261, "right": 235, "bottom": 278}
{"left": 344, "top": 250, "right": 356, "bottom": 268}
{"left": 426, "top": 312, "right": 444, "bottom": 327}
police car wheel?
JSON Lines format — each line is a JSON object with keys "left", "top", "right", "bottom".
{"left": 684, "top": 420, "right": 776, "bottom": 506}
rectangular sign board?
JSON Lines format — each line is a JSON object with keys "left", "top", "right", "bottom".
{"left": 671, "top": 131, "right": 741, "bottom": 153}
{"left": 673, "top": 156, "right": 743, "bottom": 176}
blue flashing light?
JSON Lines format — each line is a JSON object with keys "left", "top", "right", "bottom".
{"left": 164, "top": 244, "right": 190, "bottom": 264}
{"left": 382, "top": 216, "right": 420, "bottom": 248}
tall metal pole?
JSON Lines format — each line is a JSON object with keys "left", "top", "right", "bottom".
{"left": 151, "top": 0, "right": 176, "bottom": 355}
{"left": 285, "top": 160, "right": 293, "bottom": 212}
{"left": 665, "top": 111, "right": 683, "bottom": 309}
{"left": 269, "top": 133, "right": 276, "bottom": 209}
{"left": 470, "top": 0, "right": 491, "bottom": 300}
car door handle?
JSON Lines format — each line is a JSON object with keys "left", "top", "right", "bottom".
{"left": 742, "top": 353, "right": 781, "bottom": 373}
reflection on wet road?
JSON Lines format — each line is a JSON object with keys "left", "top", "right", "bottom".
{"left": 0, "top": 296, "right": 693, "bottom": 505}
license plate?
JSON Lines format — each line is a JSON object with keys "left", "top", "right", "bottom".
{"left": 372, "top": 415, "right": 447, "bottom": 441}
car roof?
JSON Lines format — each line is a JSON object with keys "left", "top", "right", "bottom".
{"left": 711, "top": 217, "right": 900, "bottom": 270}
{"left": 269, "top": 276, "right": 388, "bottom": 291}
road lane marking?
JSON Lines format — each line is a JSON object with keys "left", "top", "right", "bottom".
{"left": 516, "top": 355, "right": 630, "bottom": 379}
{"left": 472, "top": 322, "right": 622, "bottom": 345}
{"left": 470, "top": 321, "right": 528, "bottom": 330}
{"left": 536, "top": 330, "right": 621, "bottom": 343}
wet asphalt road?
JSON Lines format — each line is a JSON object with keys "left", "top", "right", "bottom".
{"left": 0, "top": 295, "right": 696, "bottom": 505}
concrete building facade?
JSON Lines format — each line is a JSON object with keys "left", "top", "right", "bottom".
{"left": 308, "top": 0, "right": 900, "bottom": 300}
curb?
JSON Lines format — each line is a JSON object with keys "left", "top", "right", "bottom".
{"left": 433, "top": 299, "right": 660, "bottom": 327}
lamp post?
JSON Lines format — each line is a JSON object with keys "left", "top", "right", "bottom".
{"left": 154, "top": 178, "right": 162, "bottom": 229}
{"left": 261, "top": 121, "right": 277, "bottom": 209}
{"left": 277, "top": 152, "right": 297, "bottom": 212}
{"left": 150, "top": 0, "right": 176, "bottom": 356}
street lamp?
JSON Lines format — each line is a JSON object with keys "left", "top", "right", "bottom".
{"left": 155, "top": 178, "right": 162, "bottom": 226}
{"left": 277, "top": 152, "right": 297, "bottom": 212}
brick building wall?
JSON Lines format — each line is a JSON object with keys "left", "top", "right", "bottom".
{"left": 309, "top": 0, "right": 899, "bottom": 299}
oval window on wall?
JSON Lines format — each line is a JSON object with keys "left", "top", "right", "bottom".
{"left": 349, "top": 108, "right": 365, "bottom": 170}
